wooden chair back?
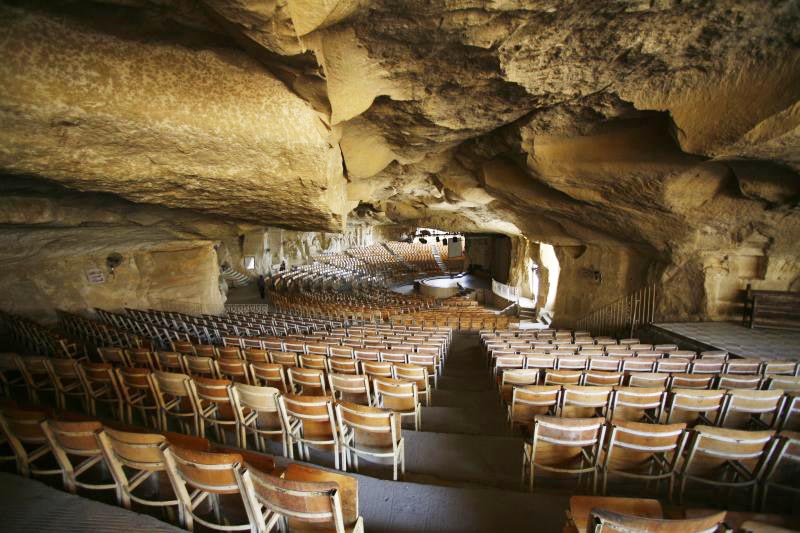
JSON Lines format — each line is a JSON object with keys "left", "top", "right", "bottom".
{"left": 217, "top": 358, "right": 252, "bottom": 384}
{"left": 721, "top": 389, "right": 785, "bottom": 429}
{"left": 250, "top": 362, "right": 287, "bottom": 392}
{"left": 98, "top": 348, "right": 131, "bottom": 367}
{"left": 127, "top": 348, "right": 156, "bottom": 370}
{"left": 510, "top": 385, "right": 560, "bottom": 429}
{"left": 561, "top": 385, "right": 612, "bottom": 418}
{"left": 667, "top": 389, "right": 725, "bottom": 425}
{"left": 610, "top": 386, "right": 665, "bottom": 422}
{"left": 583, "top": 371, "right": 624, "bottom": 387}
{"left": 372, "top": 378, "right": 418, "bottom": 412}
{"left": 544, "top": 369, "right": 582, "bottom": 386}
{"left": 288, "top": 367, "right": 327, "bottom": 395}
{"left": 156, "top": 351, "right": 185, "bottom": 372}
{"left": 670, "top": 373, "right": 714, "bottom": 390}
{"left": 216, "top": 346, "right": 243, "bottom": 360}
{"left": 361, "top": 360, "right": 394, "bottom": 379}
{"left": 330, "top": 358, "right": 359, "bottom": 375}
{"left": 588, "top": 508, "right": 725, "bottom": 532}
{"left": 243, "top": 349, "right": 270, "bottom": 363}
{"left": 171, "top": 341, "right": 196, "bottom": 355}
{"left": 164, "top": 445, "right": 244, "bottom": 495}
{"left": 628, "top": 373, "right": 669, "bottom": 388}
{"left": 270, "top": 351, "right": 299, "bottom": 367}
{"left": 328, "top": 373, "right": 371, "bottom": 405}
{"left": 279, "top": 394, "right": 336, "bottom": 441}
{"left": 336, "top": 401, "right": 398, "bottom": 449}
{"left": 183, "top": 355, "right": 220, "bottom": 379}
{"left": 300, "top": 354, "right": 329, "bottom": 373}
{"left": 717, "top": 374, "right": 762, "bottom": 390}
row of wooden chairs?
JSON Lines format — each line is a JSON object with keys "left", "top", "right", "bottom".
{"left": 2, "top": 355, "right": 418, "bottom": 479}
{"left": 521, "top": 414, "right": 797, "bottom": 511}
{"left": 499, "top": 367, "right": 800, "bottom": 392}
{"left": 0, "top": 405, "right": 364, "bottom": 532}
{"left": 505, "top": 383, "right": 790, "bottom": 431}
{"left": 490, "top": 353, "right": 796, "bottom": 378}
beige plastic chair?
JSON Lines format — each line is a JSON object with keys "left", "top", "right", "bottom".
{"left": 372, "top": 378, "right": 421, "bottom": 431}
{"left": 328, "top": 373, "right": 372, "bottom": 406}
{"left": 97, "top": 426, "right": 178, "bottom": 512}
{"left": 522, "top": 415, "right": 606, "bottom": 492}
{"left": 509, "top": 385, "right": 560, "bottom": 431}
{"left": 278, "top": 394, "right": 341, "bottom": 469}
{"left": 336, "top": 401, "right": 404, "bottom": 480}
{"left": 241, "top": 462, "right": 364, "bottom": 533}
{"left": 677, "top": 425, "right": 776, "bottom": 509}
{"left": 229, "top": 383, "right": 285, "bottom": 455}
{"left": 601, "top": 420, "right": 687, "bottom": 498}
{"left": 42, "top": 417, "right": 116, "bottom": 494}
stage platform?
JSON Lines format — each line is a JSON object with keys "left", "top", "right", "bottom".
{"left": 651, "top": 321, "right": 800, "bottom": 360}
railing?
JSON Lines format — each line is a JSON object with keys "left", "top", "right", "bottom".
{"left": 492, "top": 279, "right": 519, "bottom": 303}
{"left": 576, "top": 283, "right": 659, "bottom": 338}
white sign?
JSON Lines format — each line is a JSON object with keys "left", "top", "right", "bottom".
{"left": 86, "top": 268, "right": 106, "bottom": 284}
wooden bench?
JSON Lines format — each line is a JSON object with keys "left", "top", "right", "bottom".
{"left": 744, "top": 284, "right": 800, "bottom": 330}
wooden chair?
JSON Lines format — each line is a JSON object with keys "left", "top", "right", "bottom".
{"left": 152, "top": 370, "right": 200, "bottom": 435}
{"left": 557, "top": 355, "right": 589, "bottom": 371}
{"left": 250, "top": 362, "right": 288, "bottom": 393}
{"left": 677, "top": 425, "right": 776, "bottom": 508}
{"left": 601, "top": 420, "right": 687, "bottom": 498}
{"left": 522, "top": 416, "right": 606, "bottom": 492}
{"left": 278, "top": 394, "right": 341, "bottom": 468}
{"left": 98, "top": 347, "right": 132, "bottom": 367}
{"left": 392, "top": 363, "right": 431, "bottom": 406}
{"left": 162, "top": 445, "right": 256, "bottom": 531}
{"left": 300, "top": 354, "right": 330, "bottom": 373}
{"left": 0, "top": 353, "right": 26, "bottom": 398}
{"left": 156, "top": 351, "right": 186, "bottom": 373}
{"left": 610, "top": 386, "right": 666, "bottom": 423}
{"left": 328, "top": 373, "right": 372, "bottom": 406}
{"left": 588, "top": 508, "right": 726, "bottom": 532}
{"left": 229, "top": 383, "right": 285, "bottom": 456}
{"left": 115, "top": 366, "right": 160, "bottom": 428}
{"left": 567, "top": 495, "right": 662, "bottom": 533}
{"left": 171, "top": 341, "right": 196, "bottom": 355}
{"left": 582, "top": 371, "right": 624, "bottom": 387}
{"left": 0, "top": 405, "right": 60, "bottom": 478}
{"left": 217, "top": 359, "right": 252, "bottom": 385}
{"left": 79, "top": 361, "right": 125, "bottom": 420}
{"left": 690, "top": 360, "right": 725, "bottom": 375}
{"left": 665, "top": 389, "right": 725, "bottom": 426}
{"left": 720, "top": 389, "right": 785, "bottom": 430}
{"left": 587, "top": 357, "right": 622, "bottom": 372}
{"left": 42, "top": 417, "right": 116, "bottom": 494}
{"left": 544, "top": 369, "right": 582, "bottom": 386}
{"left": 361, "top": 360, "right": 394, "bottom": 380}
{"left": 380, "top": 351, "right": 408, "bottom": 364}
{"left": 243, "top": 349, "right": 270, "bottom": 364}
{"left": 761, "top": 430, "right": 800, "bottom": 510}
{"left": 670, "top": 373, "right": 714, "bottom": 390}
{"left": 761, "top": 361, "right": 798, "bottom": 376}
{"left": 655, "top": 358, "right": 691, "bottom": 374}
{"left": 270, "top": 351, "right": 299, "bottom": 368}
{"left": 372, "top": 378, "right": 421, "bottom": 431}
{"left": 509, "top": 385, "right": 560, "bottom": 432}
{"left": 330, "top": 358, "right": 360, "bottom": 375}
{"left": 560, "top": 385, "right": 612, "bottom": 418}
{"left": 18, "top": 356, "right": 57, "bottom": 404}
{"left": 128, "top": 348, "right": 157, "bottom": 370}
{"left": 628, "top": 373, "right": 670, "bottom": 388}
{"left": 525, "top": 354, "right": 557, "bottom": 372}
{"left": 330, "top": 346, "right": 354, "bottom": 359}
{"left": 287, "top": 367, "right": 327, "bottom": 395}
{"left": 96, "top": 426, "right": 178, "bottom": 512}
{"left": 192, "top": 376, "right": 238, "bottom": 445}
{"left": 408, "top": 354, "right": 438, "bottom": 389}
{"left": 194, "top": 345, "right": 217, "bottom": 359}
{"left": 724, "top": 358, "right": 763, "bottom": 375}
{"left": 499, "top": 369, "right": 539, "bottom": 405}
{"left": 622, "top": 359, "right": 656, "bottom": 374}
{"left": 336, "top": 401, "right": 404, "bottom": 480}
{"left": 241, "top": 462, "right": 364, "bottom": 533}
{"left": 183, "top": 355, "right": 221, "bottom": 379}
{"left": 216, "top": 346, "right": 243, "bottom": 361}
{"left": 716, "top": 374, "right": 763, "bottom": 390}
{"left": 49, "top": 358, "right": 89, "bottom": 411}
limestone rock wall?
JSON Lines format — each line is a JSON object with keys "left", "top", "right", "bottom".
{"left": 0, "top": 0, "right": 798, "bottom": 326}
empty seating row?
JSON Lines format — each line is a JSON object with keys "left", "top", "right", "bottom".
{"left": 0, "top": 406, "right": 364, "bottom": 532}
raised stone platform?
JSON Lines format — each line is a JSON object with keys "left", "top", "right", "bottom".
{"left": 651, "top": 321, "right": 800, "bottom": 359}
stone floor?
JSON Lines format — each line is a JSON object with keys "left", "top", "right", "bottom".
{"left": 653, "top": 321, "right": 800, "bottom": 359}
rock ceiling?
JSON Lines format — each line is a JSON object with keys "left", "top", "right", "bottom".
{"left": 0, "top": 0, "right": 799, "bottom": 263}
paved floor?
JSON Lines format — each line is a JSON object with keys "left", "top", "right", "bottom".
{"left": 653, "top": 321, "right": 800, "bottom": 359}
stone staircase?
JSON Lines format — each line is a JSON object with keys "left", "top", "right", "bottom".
{"left": 259, "top": 334, "right": 571, "bottom": 531}
{"left": 431, "top": 243, "right": 448, "bottom": 273}
{"left": 220, "top": 265, "right": 252, "bottom": 287}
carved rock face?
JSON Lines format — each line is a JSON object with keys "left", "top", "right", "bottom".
{"left": 0, "top": 0, "right": 798, "bottom": 322}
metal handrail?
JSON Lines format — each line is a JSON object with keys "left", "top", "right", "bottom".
{"left": 575, "top": 283, "right": 659, "bottom": 338}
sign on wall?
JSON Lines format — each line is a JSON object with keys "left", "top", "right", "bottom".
{"left": 85, "top": 267, "right": 106, "bottom": 284}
